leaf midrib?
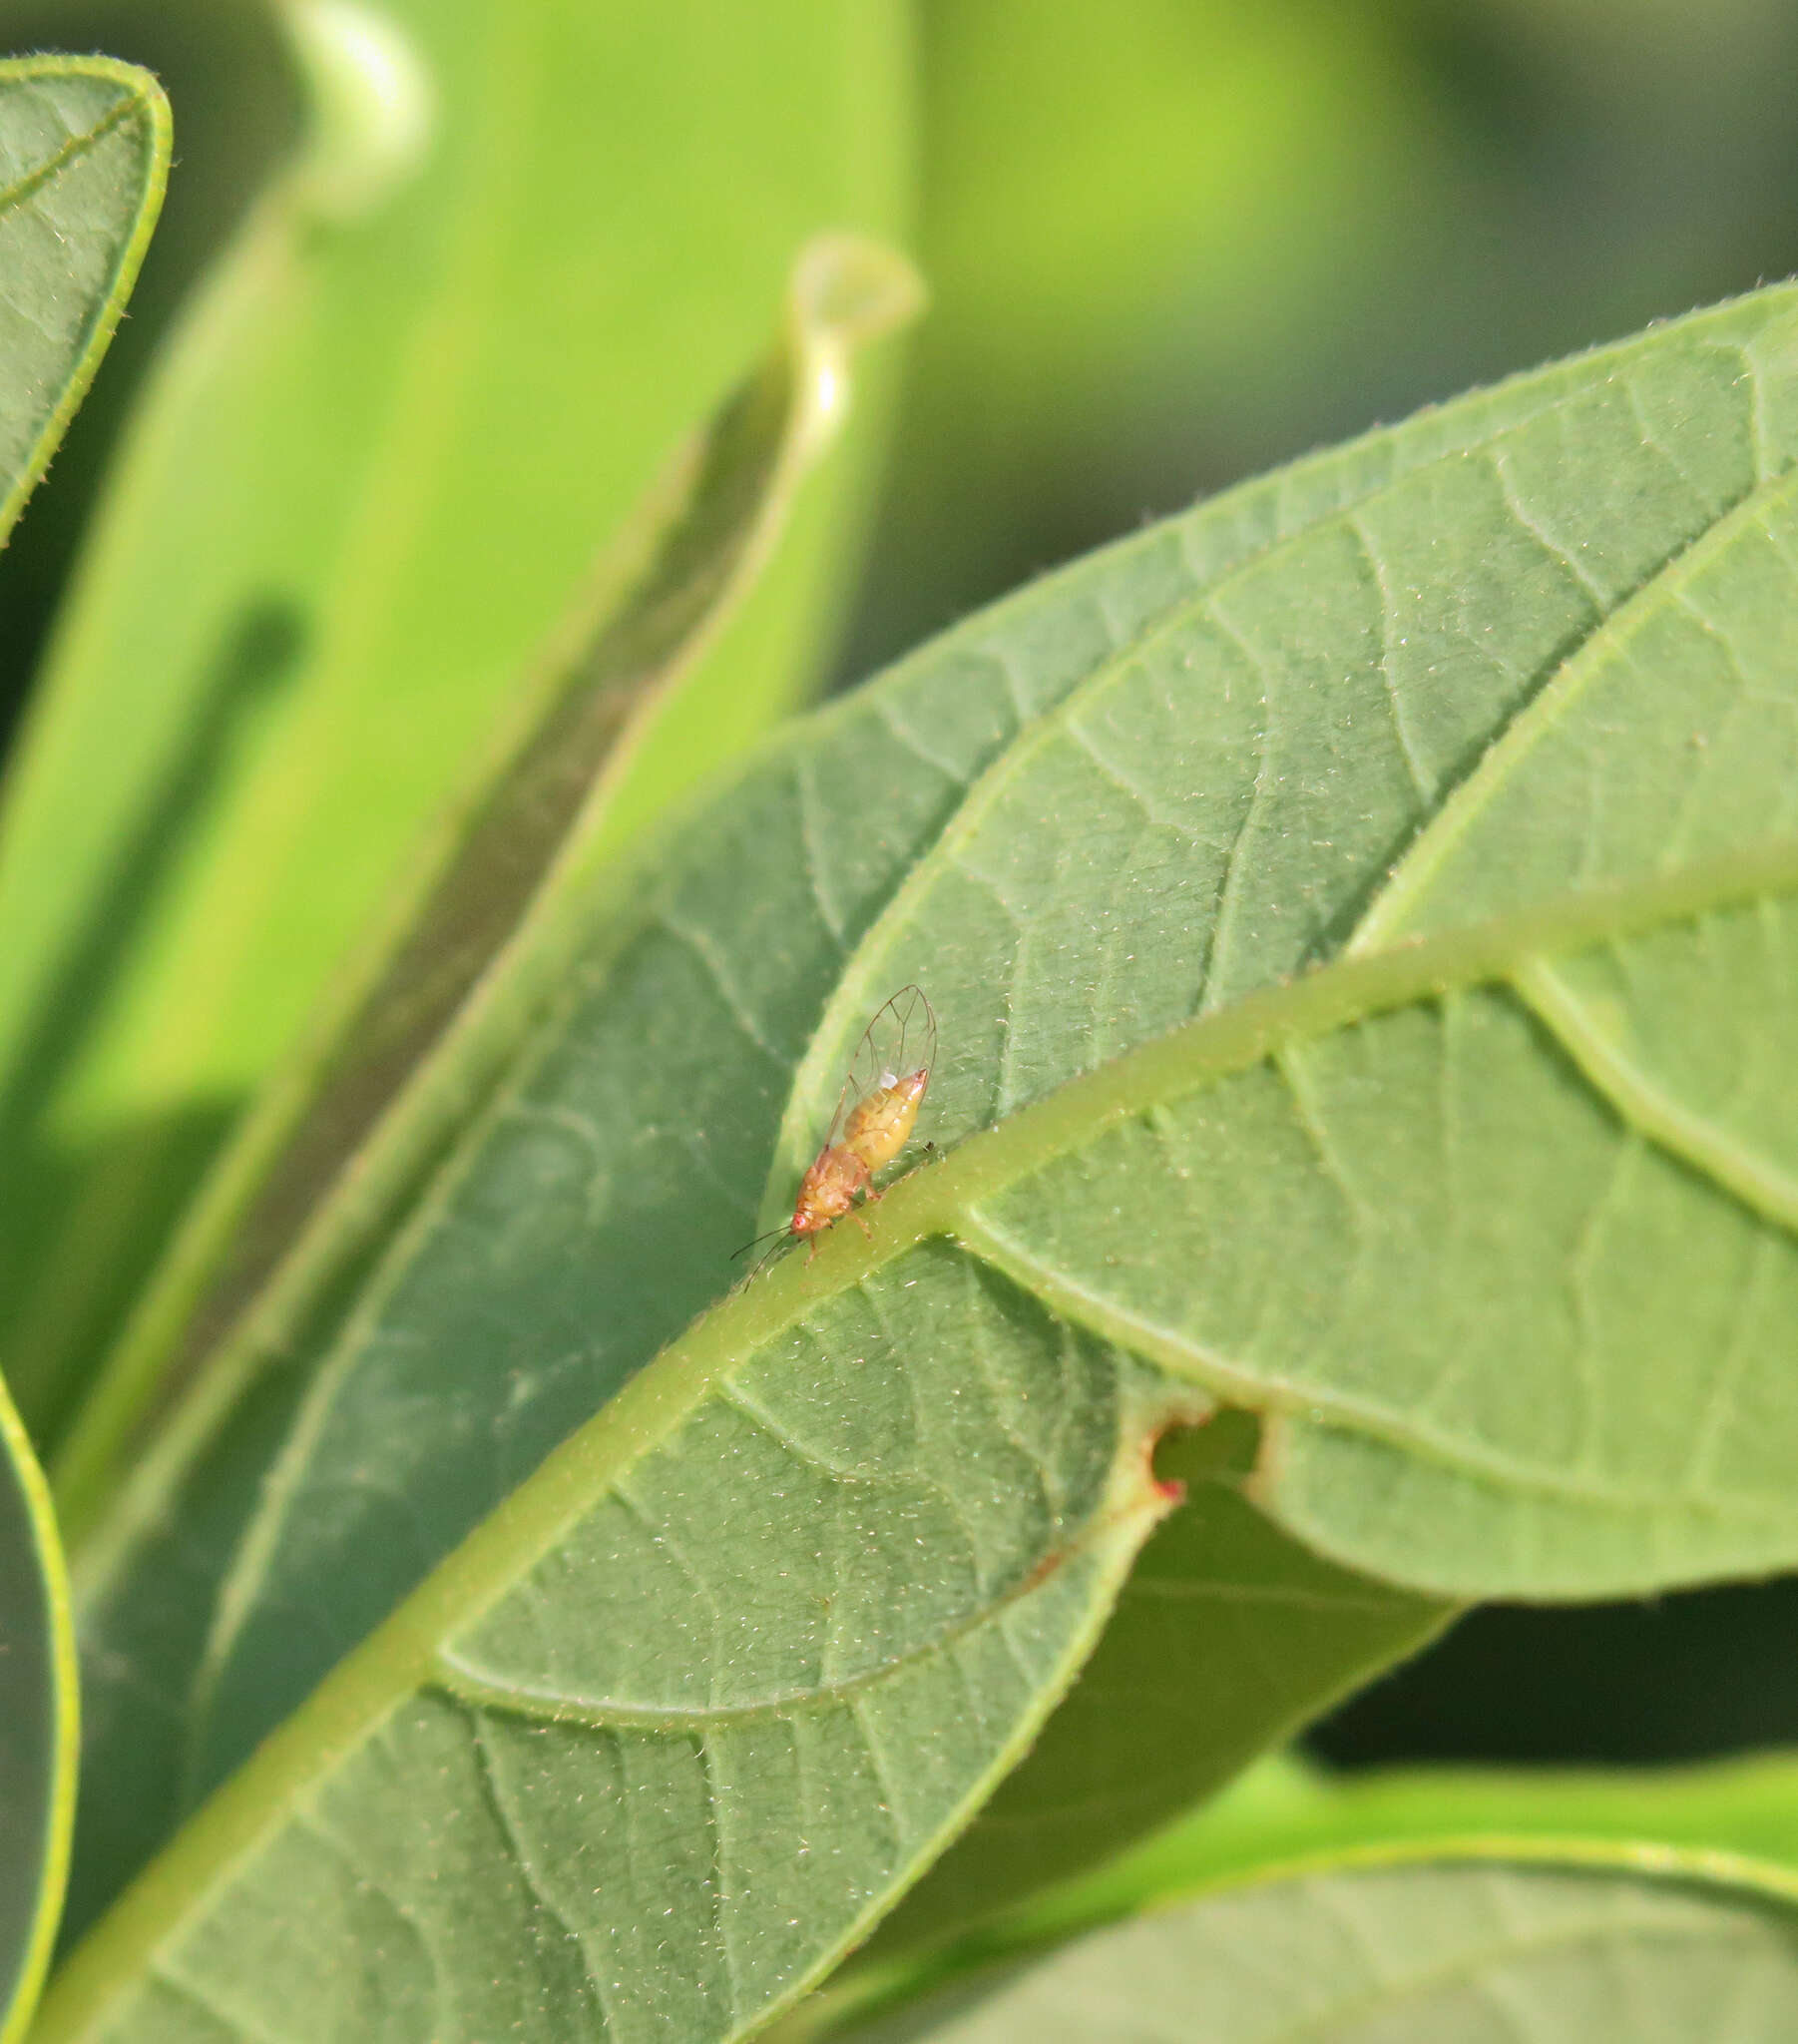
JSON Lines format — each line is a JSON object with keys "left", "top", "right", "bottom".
{"left": 40, "top": 848, "right": 1798, "bottom": 2042}
{"left": 143, "top": 264, "right": 911, "bottom": 1797}
{"left": 753, "top": 841, "right": 1798, "bottom": 1491}
{"left": 321, "top": 834, "right": 1798, "bottom": 1663}
{"left": 765, "top": 352, "right": 1770, "bottom": 1231}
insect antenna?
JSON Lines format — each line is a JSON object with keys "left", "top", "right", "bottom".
{"left": 730, "top": 1224, "right": 789, "bottom": 1263}
{"left": 736, "top": 1230, "right": 794, "bottom": 1284}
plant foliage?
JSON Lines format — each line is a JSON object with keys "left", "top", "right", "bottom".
{"left": 4, "top": 14, "right": 1798, "bottom": 2044}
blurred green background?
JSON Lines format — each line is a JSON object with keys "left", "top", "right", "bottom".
{"left": 842, "top": 0, "right": 1798, "bottom": 681}
{"left": 7, "top": 0, "right": 1798, "bottom": 1777}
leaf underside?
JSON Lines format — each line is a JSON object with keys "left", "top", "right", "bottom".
{"left": 46, "top": 283, "right": 1798, "bottom": 2041}
{"left": 0, "top": 50, "right": 164, "bottom": 2044}
{"left": 48, "top": 230, "right": 923, "bottom": 1541}
{"left": 0, "top": 56, "right": 168, "bottom": 544}
{"left": 0, "top": 0, "right": 911, "bottom": 1452}
{"left": 829, "top": 1857, "right": 1798, "bottom": 2044}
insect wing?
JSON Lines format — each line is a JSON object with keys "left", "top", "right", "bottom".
{"left": 822, "top": 984, "right": 938, "bottom": 1146}
{"left": 851, "top": 981, "right": 936, "bottom": 1102}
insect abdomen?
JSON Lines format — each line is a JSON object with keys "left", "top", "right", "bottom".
{"left": 842, "top": 1069, "right": 927, "bottom": 1174}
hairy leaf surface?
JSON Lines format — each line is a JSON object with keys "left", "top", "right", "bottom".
{"left": 0, "top": 0, "right": 911, "bottom": 1442}
{"left": 0, "top": 55, "right": 161, "bottom": 2036}
{"left": 51, "top": 232, "right": 922, "bottom": 1538}
{"left": 58, "top": 226, "right": 922, "bottom": 1940}
{"left": 0, "top": 55, "right": 167, "bottom": 545}
{"left": 49, "top": 284, "right": 1798, "bottom": 2039}
{"left": 858, "top": 1748, "right": 1798, "bottom": 2016}
{"left": 820, "top": 1856, "right": 1798, "bottom": 2043}
{"left": 44, "top": 1262, "right": 1204, "bottom": 2043}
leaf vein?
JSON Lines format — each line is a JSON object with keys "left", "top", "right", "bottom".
{"left": 469, "top": 1709, "right": 615, "bottom": 2038}
{"left": 955, "top": 1206, "right": 1795, "bottom": 1519}
{"left": 1344, "top": 509, "right": 1433, "bottom": 801}
{"left": 0, "top": 82, "right": 140, "bottom": 221}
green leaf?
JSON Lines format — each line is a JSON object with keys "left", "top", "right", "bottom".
{"left": 0, "top": 55, "right": 169, "bottom": 549}
{"left": 54, "top": 282, "right": 1798, "bottom": 2038}
{"left": 0, "top": 1370, "right": 76, "bottom": 2044}
{"left": 849, "top": 1414, "right": 1452, "bottom": 1962}
{"left": 0, "top": 64, "right": 163, "bottom": 2025}
{"left": 60, "top": 259, "right": 1483, "bottom": 1947}
{"left": 816, "top": 1853, "right": 1798, "bottom": 2043}
{"left": 0, "top": 0, "right": 912, "bottom": 1443}
{"left": 48, "top": 225, "right": 921, "bottom": 1945}
{"left": 49, "top": 229, "right": 924, "bottom": 1542}
{"left": 868, "top": 1749, "right": 1798, "bottom": 2014}
{"left": 1103, "top": 1748, "right": 1798, "bottom": 1910}
{"left": 47, "top": 1269, "right": 1205, "bottom": 2043}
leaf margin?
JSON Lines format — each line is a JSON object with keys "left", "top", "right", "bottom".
{"left": 787, "top": 1827, "right": 1798, "bottom": 2043}
{"left": 0, "top": 1367, "right": 77, "bottom": 2044}
{"left": 0, "top": 53, "right": 171, "bottom": 548}
{"left": 38, "top": 840, "right": 1798, "bottom": 2042}
{"left": 49, "top": 230, "right": 925, "bottom": 1544}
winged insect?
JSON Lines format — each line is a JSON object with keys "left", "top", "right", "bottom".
{"left": 733, "top": 985, "right": 937, "bottom": 1274}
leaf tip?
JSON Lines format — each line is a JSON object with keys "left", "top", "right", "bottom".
{"left": 785, "top": 233, "right": 927, "bottom": 458}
